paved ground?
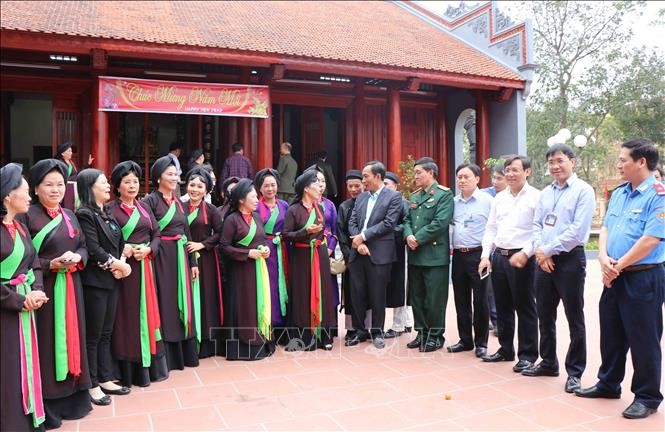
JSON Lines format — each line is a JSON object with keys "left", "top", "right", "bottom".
{"left": 63, "top": 260, "right": 664, "bottom": 431}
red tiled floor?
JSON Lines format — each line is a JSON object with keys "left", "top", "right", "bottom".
{"left": 262, "top": 414, "right": 342, "bottom": 431}
{"left": 176, "top": 382, "right": 239, "bottom": 408}
{"left": 77, "top": 413, "right": 152, "bottom": 431}
{"left": 58, "top": 260, "right": 664, "bottom": 431}
{"left": 507, "top": 397, "right": 600, "bottom": 429}
{"left": 217, "top": 397, "right": 294, "bottom": 429}
{"left": 329, "top": 405, "right": 412, "bottom": 430}
{"left": 453, "top": 408, "right": 546, "bottom": 430}
{"left": 150, "top": 406, "right": 226, "bottom": 431}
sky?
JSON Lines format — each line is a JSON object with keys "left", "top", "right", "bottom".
{"left": 414, "top": 1, "right": 665, "bottom": 52}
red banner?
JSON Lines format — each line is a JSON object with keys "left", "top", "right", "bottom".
{"left": 98, "top": 76, "right": 270, "bottom": 118}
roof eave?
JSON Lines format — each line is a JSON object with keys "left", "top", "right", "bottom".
{"left": 0, "top": 29, "right": 525, "bottom": 91}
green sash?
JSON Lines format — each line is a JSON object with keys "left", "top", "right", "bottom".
{"left": 31, "top": 213, "right": 74, "bottom": 381}
{"left": 31, "top": 214, "right": 62, "bottom": 253}
{"left": 237, "top": 216, "right": 257, "bottom": 247}
{"left": 186, "top": 207, "right": 202, "bottom": 346}
{"left": 263, "top": 206, "right": 279, "bottom": 235}
{"left": 303, "top": 208, "right": 323, "bottom": 339}
{"left": 125, "top": 241, "right": 162, "bottom": 366}
{"left": 121, "top": 207, "right": 141, "bottom": 241}
{"left": 157, "top": 201, "right": 176, "bottom": 231}
{"left": 235, "top": 217, "right": 271, "bottom": 340}
{"left": 1, "top": 230, "right": 45, "bottom": 428}
{"left": 66, "top": 163, "right": 73, "bottom": 178}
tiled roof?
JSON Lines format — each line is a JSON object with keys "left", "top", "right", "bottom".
{"left": 0, "top": 1, "right": 523, "bottom": 82}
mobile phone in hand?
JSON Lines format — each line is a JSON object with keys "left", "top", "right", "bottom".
{"left": 480, "top": 267, "right": 490, "bottom": 280}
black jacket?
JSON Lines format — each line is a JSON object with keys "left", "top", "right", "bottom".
{"left": 76, "top": 206, "right": 124, "bottom": 290}
{"left": 348, "top": 187, "right": 403, "bottom": 265}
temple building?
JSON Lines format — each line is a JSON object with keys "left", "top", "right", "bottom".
{"left": 1, "top": 1, "right": 533, "bottom": 191}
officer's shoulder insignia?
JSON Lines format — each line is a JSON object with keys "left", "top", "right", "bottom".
{"left": 437, "top": 185, "right": 450, "bottom": 191}
{"left": 653, "top": 182, "right": 665, "bottom": 196}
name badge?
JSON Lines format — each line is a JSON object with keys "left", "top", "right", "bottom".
{"left": 463, "top": 215, "right": 473, "bottom": 228}
{"left": 544, "top": 213, "right": 557, "bottom": 227}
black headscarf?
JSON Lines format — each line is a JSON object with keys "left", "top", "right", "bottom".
{"left": 188, "top": 149, "right": 204, "bottom": 166}
{"left": 290, "top": 169, "right": 319, "bottom": 206}
{"left": 385, "top": 171, "right": 400, "bottom": 185}
{"left": 150, "top": 155, "right": 176, "bottom": 188}
{"left": 28, "top": 159, "right": 67, "bottom": 199}
{"left": 228, "top": 178, "right": 256, "bottom": 214}
{"left": 345, "top": 169, "right": 362, "bottom": 181}
{"left": 111, "top": 161, "right": 142, "bottom": 196}
{"left": 1, "top": 163, "right": 24, "bottom": 216}
{"left": 220, "top": 176, "right": 240, "bottom": 204}
{"left": 185, "top": 166, "right": 213, "bottom": 193}
{"left": 54, "top": 141, "right": 72, "bottom": 159}
{"left": 77, "top": 168, "right": 105, "bottom": 213}
{"left": 254, "top": 168, "right": 281, "bottom": 191}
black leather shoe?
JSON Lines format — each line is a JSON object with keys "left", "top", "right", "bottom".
{"left": 404, "top": 326, "right": 412, "bottom": 333}
{"left": 101, "top": 385, "right": 131, "bottom": 396}
{"left": 474, "top": 347, "right": 487, "bottom": 358}
{"left": 406, "top": 335, "right": 423, "bottom": 349}
{"left": 622, "top": 401, "right": 656, "bottom": 419}
{"left": 372, "top": 337, "right": 385, "bottom": 349}
{"left": 384, "top": 329, "right": 402, "bottom": 339}
{"left": 574, "top": 385, "right": 621, "bottom": 399}
{"left": 482, "top": 351, "right": 515, "bottom": 362}
{"left": 344, "top": 330, "right": 356, "bottom": 341}
{"left": 513, "top": 360, "right": 533, "bottom": 373}
{"left": 446, "top": 342, "right": 473, "bottom": 353}
{"left": 565, "top": 376, "right": 581, "bottom": 393}
{"left": 90, "top": 394, "right": 112, "bottom": 406}
{"left": 420, "top": 339, "right": 443, "bottom": 352}
{"left": 344, "top": 333, "right": 369, "bottom": 346}
{"left": 521, "top": 363, "right": 559, "bottom": 377}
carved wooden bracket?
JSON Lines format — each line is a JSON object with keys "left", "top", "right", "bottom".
{"left": 91, "top": 48, "right": 108, "bottom": 70}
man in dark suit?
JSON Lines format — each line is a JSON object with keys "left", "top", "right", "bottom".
{"left": 346, "top": 161, "right": 403, "bottom": 349}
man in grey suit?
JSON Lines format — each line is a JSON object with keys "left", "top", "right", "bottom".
{"left": 346, "top": 161, "right": 403, "bottom": 349}
{"left": 277, "top": 142, "right": 297, "bottom": 202}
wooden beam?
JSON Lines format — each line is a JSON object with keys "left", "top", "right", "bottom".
{"left": 405, "top": 77, "right": 421, "bottom": 91}
{"left": 496, "top": 87, "right": 514, "bottom": 103}
{"left": 270, "top": 63, "right": 286, "bottom": 81}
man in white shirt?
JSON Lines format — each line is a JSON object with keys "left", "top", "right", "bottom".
{"left": 479, "top": 155, "right": 540, "bottom": 373}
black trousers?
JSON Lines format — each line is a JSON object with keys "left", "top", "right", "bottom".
{"left": 349, "top": 256, "right": 391, "bottom": 336}
{"left": 84, "top": 286, "right": 119, "bottom": 387}
{"left": 491, "top": 253, "right": 538, "bottom": 361}
{"left": 597, "top": 265, "right": 664, "bottom": 409}
{"left": 451, "top": 250, "right": 489, "bottom": 348}
{"left": 535, "top": 247, "right": 586, "bottom": 377}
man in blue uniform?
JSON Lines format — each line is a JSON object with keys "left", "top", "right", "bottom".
{"left": 575, "top": 139, "right": 665, "bottom": 420}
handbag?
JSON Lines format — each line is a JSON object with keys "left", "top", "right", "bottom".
{"left": 329, "top": 255, "right": 347, "bottom": 275}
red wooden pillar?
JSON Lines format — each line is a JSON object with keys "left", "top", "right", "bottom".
{"left": 435, "top": 94, "right": 448, "bottom": 186}
{"left": 353, "top": 82, "right": 365, "bottom": 169}
{"left": 387, "top": 87, "right": 402, "bottom": 176}
{"left": 475, "top": 91, "right": 490, "bottom": 187}
{"left": 257, "top": 99, "right": 273, "bottom": 169}
{"left": 90, "top": 49, "right": 109, "bottom": 173}
{"left": 239, "top": 68, "right": 252, "bottom": 159}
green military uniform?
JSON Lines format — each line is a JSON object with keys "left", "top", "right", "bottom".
{"left": 403, "top": 181, "right": 454, "bottom": 348}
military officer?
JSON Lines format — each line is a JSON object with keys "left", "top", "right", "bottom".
{"left": 576, "top": 139, "right": 665, "bottom": 420}
{"left": 403, "top": 157, "right": 454, "bottom": 352}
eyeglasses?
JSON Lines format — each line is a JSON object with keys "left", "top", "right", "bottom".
{"left": 547, "top": 158, "right": 571, "bottom": 167}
